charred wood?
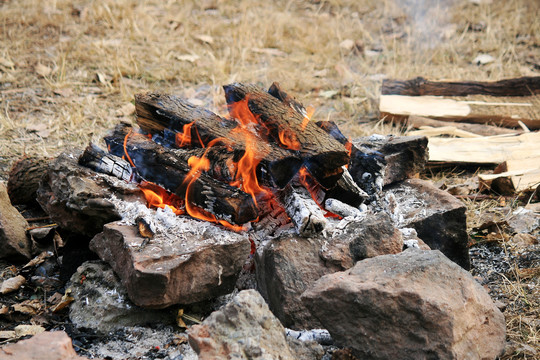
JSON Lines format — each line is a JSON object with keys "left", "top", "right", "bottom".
{"left": 79, "top": 144, "right": 134, "bottom": 182}
{"left": 135, "top": 93, "right": 302, "bottom": 188}
{"left": 276, "top": 184, "right": 327, "bottom": 236}
{"left": 223, "top": 83, "right": 350, "bottom": 187}
{"left": 104, "top": 123, "right": 258, "bottom": 225}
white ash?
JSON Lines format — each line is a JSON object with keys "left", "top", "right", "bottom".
{"left": 109, "top": 195, "right": 248, "bottom": 244}
{"left": 324, "top": 198, "right": 363, "bottom": 218}
{"left": 384, "top": 188, "right": 427, "bottom": 228}
{"left": 285, "top": 328, "right": 333, "bottom": 345}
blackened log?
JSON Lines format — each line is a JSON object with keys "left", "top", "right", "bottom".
{"left": 135, "top": 93, "right": 302, "bottom": 188}
{"left": 315, "top": 120, "right": 349, "bottom": 145}
{"left": 79, "top": 144, "right": 134, "bottom": 182}
{"left": 276, "top": 184, "right": 327, "bottom": 236}
{"left": 268, "top": 82, "right": 309, "bottom": 118}
{"left": 223, "top": 83, "right": 350, "bottom": 188}
{"left": 104, "top": 123, "right": 258, "bottom": 225}
{"left": 382, "top": 76, "right": 540, "bottom": 97}
{"left": 325, "top": 167, "right": 368, "bottom": 208}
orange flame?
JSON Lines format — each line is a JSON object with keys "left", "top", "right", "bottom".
{"left": 278, "top": 128, "right": 301, "bottom": 150}
{"left": 175, "top": 123, "right": 193, "bottom": 148}
{"left": 123, "top": 129, "right": 136, "bottom": 168}
{"left": 300, "top": 105, "right": 315, "bottom": 131}
{"left": 228, "top": 98, "right": 270, "bottom": 206}
{"left": 139, "top": 181, "right": 184, "bottom": 215}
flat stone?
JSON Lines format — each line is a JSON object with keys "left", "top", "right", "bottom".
{"left": 301, "top": 249, "right": 506, "bottom": 360}
{"left": 0, "top": 183, "right": 31, "bottom": 261}
{"left": 384, "top": 178, "right": 470, "bottom": 269}
{"left": 0, "top": 330, "right": 94, "bottom": 359}
{"left": 256, "top": 212, "right": 402, "bottom": 329}
{"left": 90, "top": 221, "right": 251, "bottom": 308}
{"left": 68, "top": 261, "right": 173, "bottom": 333}
{"left": 188, "top": 289, "right": 298, "bottom": 360}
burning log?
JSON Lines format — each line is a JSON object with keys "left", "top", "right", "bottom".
{"left": 135, "top": 93, "right": 303, "bottom": 188}
{"left": 104, "top": 123, "right": 258, "bottom": 225}
{"left": 277, "top": 184, "right": 328, "bottom": 236}
{"left": 79, "top": 144, "right": 133, "bottom": 182}
{"left": 223, "top": 83, "right": 350, "bottom": 187}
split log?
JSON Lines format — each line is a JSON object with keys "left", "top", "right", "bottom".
{"left": 405, "top": 115, "right": 520, "bottom": 136}
{"left": 104, "top": 123, "right": 258, "bottom": 225}
{"left": 382, "top": 76, "right": 540, "bottom": 97}
{"left": 276, "top": 184, "right": 327, "bottom": 236}
{"left": 223, "top": 83, "right": 350, "bottom": 187}
{"left": 135, "top": 93, "right": 302, "bottom": 188}
{"left": 478, "top": 157, "right": 540, "bottom": 194}
{"left": 426, "top": 132, "right": 540, "bottom": 164}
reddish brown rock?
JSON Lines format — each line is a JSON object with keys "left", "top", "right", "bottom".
{"left": 188, "top": 290, "right": 300, "bottom": 360}
{"left": 0, "top": 330, "right": 93, "bottom": 360}
{"left": 256, "top": 212, "right": 402, "bottom": 329}
{"left": 90, "top": 221, "right": 251, "bottom": 308}
{"left": 384, "top": 178, "right": 470, "bottom": 269}
{"left": 301, "top": 249, "right": 506, "bottom": 360}
{"left": 0, "top": 183, "right": 31, "bottom": 261}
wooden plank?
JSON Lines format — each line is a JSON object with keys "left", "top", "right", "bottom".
{"left": 381, "top": 76, "right": 540, "bottom": 97}
{"left": 427, "top": 132, "right": 540, "bottom": 164}
{"left": 380, "top": 94, "right": 540, "bottom": 130}
{"left": 405, "top": 115, "right": 519, "bottom": 136}
{"left": 478, "top": 157, "right": 540, "bottom": 193}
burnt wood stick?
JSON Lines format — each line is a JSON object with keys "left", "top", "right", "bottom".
{"left": 382, "top": 76, "right": 540, "bottom": 97}
{"left": 276, "top": 184, "right": 328, "bottom": 237}
{"left": 268, "top": 82, "right": 309, "bottom": 118}
{"left": 79, "top": 143, "right": 134, "bottom": 182}
{"left": 223, "top": 83, "right": 350, "bottom": 188}
{"left": 135, "top": 93, "right": 302, "bottom": 188}
{"left": 104, "top": 124, "right": 258, "bottom": 225}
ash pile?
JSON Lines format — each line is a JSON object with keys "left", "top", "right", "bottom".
{"left": 0, "top": 83, "right": 506, "bottom": 360}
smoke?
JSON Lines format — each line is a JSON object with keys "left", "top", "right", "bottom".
{"left": 399, "top": 0, "right": 457, "bottom": 50}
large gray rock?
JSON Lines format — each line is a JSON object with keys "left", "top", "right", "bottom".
{"left": 301, "top": 249, "right": 506, "bottom": 360}
{"left": 68, "top": 261, "right": 173, "bottom": 333}
{"left": 256, "top": 212, "right": 402, "bottom": 329}
{"left": 188, "top": 289, "right": 322, "bottom": 360}
{"left": 385, "top": 178, "right": 470, "bottom": 269}
{"left": 90, "top": 221, "right": 251, "bottom": 308}
{"left": 0, "top": 182, "right": 31, "bottom": 261}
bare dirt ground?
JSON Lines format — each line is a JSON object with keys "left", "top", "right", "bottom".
{"left": 0, "top": 0, "right": 539, "bottom": 358}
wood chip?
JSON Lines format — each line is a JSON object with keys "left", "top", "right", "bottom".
{"left": 12, "top": 299, "right": 43, "bottom": 315}
{"left": 14, "top": 324, "right": 45, "bottom": 337}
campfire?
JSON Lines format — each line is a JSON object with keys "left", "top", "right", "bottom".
{"left": 79, "top": 82, "right": 368, "bottom": 237}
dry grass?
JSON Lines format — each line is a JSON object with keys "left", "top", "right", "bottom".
{"left": 0, "top": 0, "right": 539, "bottom": 356}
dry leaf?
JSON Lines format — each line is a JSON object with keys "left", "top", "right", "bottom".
{"left": 175, "top": 54, "right": 200, "bottom": 63}
{"left": 116, "top": 103, "right": 135, "bottom": 117}
{"left": 23, "top": 251, "right": 53, "bottom": 270}
{"left": 194, "top": 34, "right": 214, "bottom": 44}
{"left": 12, "top": 299, "right": 43, "bottom": 315}
{"left": 313, "top": 69, "right": 327, "bottom": 78}
{"left": 251, "top": 47, "right": 287, "bottom": 57}
{"left": 473, "top": 53, "right": 495, "bottom": 65}
{"left": 0, "top": 57, "right": 14, "bottom": 68}
{"left": 176, "top": 309, "right": 187, "bottom": 328}
{"left": 320, "top": 90, "right": 339, "bottom": 99}
{"left": 53, "top": 88, "right": 74, "bottom": 97}
{"left": 0, "top": 305, "right": 8, "bottom": 315}
{"left": 51, "top": 289, "right": 74, "bottom": 313}
{"left": 25, "top": 123, "right": 51, "bottom": 138}
{"left": 339, "top": 39, "right": 355, "bottom": 51}
{"left": 35, "top": 63, "right": 52, "bottom": 77}
{"left": 14, "top": 324, "right": 45, "bottom": 337}
{"left": 0, "top": 275, "right": 26, "bottom": 294}
{"left": 95, "top": 72, "right": 111, "bottom": 85}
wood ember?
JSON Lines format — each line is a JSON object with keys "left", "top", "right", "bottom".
{"left": 223, "top": 83, "right": 350, "bottom": 187}
{"left": 135, "top": 92, "right": 303, "bottom": 188}
{"left": 324, "top": 198, "right": 364, "bottom": 218}
{"left": 104, "top": 123, "right": 258, "bottom": 225}
{"left": 277, "top": 184, "right": 328, "bottom": 236}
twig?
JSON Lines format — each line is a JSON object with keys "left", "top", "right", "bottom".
{"left": 26, "top": 223, "right": 57, "bottom": 231}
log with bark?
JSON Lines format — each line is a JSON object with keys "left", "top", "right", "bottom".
{"left": 104, "top": 123, "right": 258, "bottom": 225}
{"left": 135, "top": 93, "right": 303, "bottom": 188}
{"left": 223, "top": 83, "right": 350, "bottom": 188}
